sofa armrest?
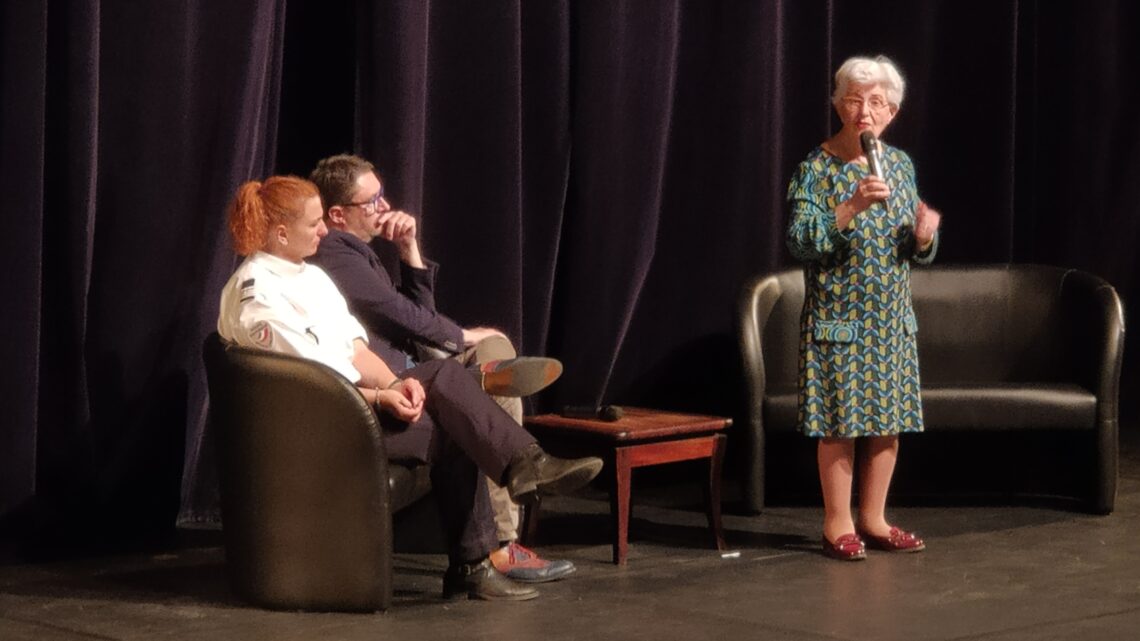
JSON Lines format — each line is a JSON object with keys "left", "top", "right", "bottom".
{"left": 737, "top": 273, "right": 793, "bottom": 512}
{"left": 203, "top": 333, "right": 397, "bottom": 611}
{"left": 1058, "top": 270, "right": 1125, "bottom": 513}
{"left": 1058, "top": 270, "right": 1126, "bottom": 422}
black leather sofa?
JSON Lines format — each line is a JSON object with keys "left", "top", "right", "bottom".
{"left": 738, "top": 265, "right": 1125, "bottom": 514}
{"left": 203, "top": 334, "right": 431, "bottom": 612}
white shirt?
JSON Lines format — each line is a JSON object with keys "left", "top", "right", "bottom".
{"left": 217, "top": 251, "right": 368, "bottom": 383}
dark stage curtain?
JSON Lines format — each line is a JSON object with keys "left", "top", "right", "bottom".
{"left": 1, "top": 0, "right": 287, "bottom": 550}
{"left": 1, "top": 0, "right": 1136, "bottom": 552}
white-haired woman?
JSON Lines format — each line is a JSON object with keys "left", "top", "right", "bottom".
{"left": 786, "top": 55, "right": 942, "bottom": 560}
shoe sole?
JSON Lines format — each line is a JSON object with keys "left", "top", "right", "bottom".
{"left": 858, "top": 529, "right": 926, "bottom": 553}
{"left": 510, "top": 487, "right": 539, "bottom": 505}
{"left": 866, "top": 542, "right": 926, "bottom": 553}
{"left": 442, "top": 586, "right": 542, "bottom": 601}
{"left": 822, "top": 536, "right": 867, "bottom": 561}
{"left": 505, "top": 565, "right": 577, "bottom": 583}
{"left": 466, "top": 589, "right": 541, "bottom": 601}
{"left": 822, "top": 548, "right": 867, "bottom": 561}
{"left": 484, "top": 358, "right": 563, "bottom": 397}
{"left": 536, "top": 457, "right": 603, "bottom": 497}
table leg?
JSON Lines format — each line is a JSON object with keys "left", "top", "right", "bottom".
{"left": 611, "top": 447, "right": 633, "bottom": 565}
{"left": 520, "top": 497, "right": 541, "bottom": 545}
{"left": 705, "top": 434, "right": 727, "bottom": 551}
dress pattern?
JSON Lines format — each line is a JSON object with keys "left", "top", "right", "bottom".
{"left": 785, "top": 144, "right": 937, "bottom": 438}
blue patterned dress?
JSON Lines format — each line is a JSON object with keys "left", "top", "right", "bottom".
{"left": 786, "top": 144, "right": 938, "bottom": 438}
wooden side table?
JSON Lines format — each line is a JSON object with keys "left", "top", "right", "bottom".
{"left": 523, "top": 407, "right": 732, "bottom": 565}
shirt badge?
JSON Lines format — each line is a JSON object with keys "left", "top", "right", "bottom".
{"left": 250, "top": 320, "right": 273, "bottom": 348}
{"left": 239, "top": 278, "right": 256, "bottom": 303}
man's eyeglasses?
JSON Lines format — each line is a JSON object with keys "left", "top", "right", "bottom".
{"left": 341, "top": 186, "right": 385, "bottom": 213}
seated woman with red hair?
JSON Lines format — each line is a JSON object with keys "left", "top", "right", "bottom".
{"left": 216, "top": 175, "right": 601, "bottom": 601}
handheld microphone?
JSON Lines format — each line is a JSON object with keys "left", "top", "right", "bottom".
{"left": 560, "top": 405, "right": 624, "bottom": 422}
{"left": 859, "top": 130, "right": 891, "bottom": 216}
{"left": 859, "top": 130, "right": 884, "bottom": 179}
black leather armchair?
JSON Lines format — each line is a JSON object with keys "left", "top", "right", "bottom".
{"left": 738, "top": 265, "right": 1125, "bottom": 514}
{"left": 202, "top": 333, "right": 431, "bottom": 611}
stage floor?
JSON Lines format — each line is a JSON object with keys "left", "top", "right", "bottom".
{"left": 2, "top": 429, "right": 1139, "bottom": 641}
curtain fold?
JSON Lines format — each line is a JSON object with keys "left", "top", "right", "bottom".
{"left": 0, "top": 0, "right": 49, "bottom": 518}
{"left": 546, "top": 1, "right": 683, "bottom": 405}
{"left": 0, "top": 0, "right": 288, "bottom": 546}
{"left": 31, "top": 0, "right": 102, "bottom": 541}
{"left": 605, "top": 1, "right": 792, "bottom": 410}
{"left": 175, "top": 0, "right": 290, "bottom": 526}
{"left": 518, "top": 2, "right": 572, "bottom": 359}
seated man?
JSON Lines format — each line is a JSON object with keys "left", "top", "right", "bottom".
{"left": 217, "top": 175, "right": 602, "bottom": 601}
{"left": 308, "top": 154, "right": 573, "bottom": 583}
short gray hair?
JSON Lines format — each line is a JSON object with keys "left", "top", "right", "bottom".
{"left": 832, "top": 55, "right": 905, "bottom": 108}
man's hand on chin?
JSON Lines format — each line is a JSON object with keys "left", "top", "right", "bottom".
{"left": 377, "top": 210, "right": 424, "bottom": 268}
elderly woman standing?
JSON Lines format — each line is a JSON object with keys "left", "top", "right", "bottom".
{"left": 786, "top": 55, "right": 942, "bottom": 560}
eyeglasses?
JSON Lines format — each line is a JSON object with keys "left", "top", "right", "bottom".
{"left": 841, "top": 95, "right": 891, "bottom": 113}
{"left": 341, "top": 186, "right": 385, "bottom": 213}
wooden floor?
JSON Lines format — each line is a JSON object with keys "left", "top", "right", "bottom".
{"left": 2, "top": 429, "right": 1139, "bottom": 641}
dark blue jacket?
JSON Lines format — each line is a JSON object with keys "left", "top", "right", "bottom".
{"left": 310, "top": 228, "right": 464, "bottom": 374}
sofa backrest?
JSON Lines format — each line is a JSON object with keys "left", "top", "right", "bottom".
{"left": 751, "top": 264, "right": 1104, "bottom": 392}
{"left": 911, "top": 265, "right": 1071, "bottom": 385}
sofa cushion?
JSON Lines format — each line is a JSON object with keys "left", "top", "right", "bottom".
{"left": 921, "top": 384, "right": 1097, "bottom": 430}
{"left": 764, "top": 383, "right": 1096, "bottom": 433}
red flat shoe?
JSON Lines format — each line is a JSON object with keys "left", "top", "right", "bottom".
{"left": 861, "top": 526, "right": 925, "bottom": 552}
{"left": 822, "top": 533, "right": 866, "bottom": 561}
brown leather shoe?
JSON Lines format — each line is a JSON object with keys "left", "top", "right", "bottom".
{"left": 490, "top": 542, "right": 577, "bottom": 583}
{"left": 505, "top": 443, "right": 603, "bottom": 504}
{"left": 442, "top": 558, "right": 539, "bottom": 601}
{"left": 861, "top": 527, "right": 925, "bottom": 552}
{"left": 822, "top": 533, "right": 867, "bottom": 561}
{"left": 479, "top": 357, "right": 563, "bottom": 397}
